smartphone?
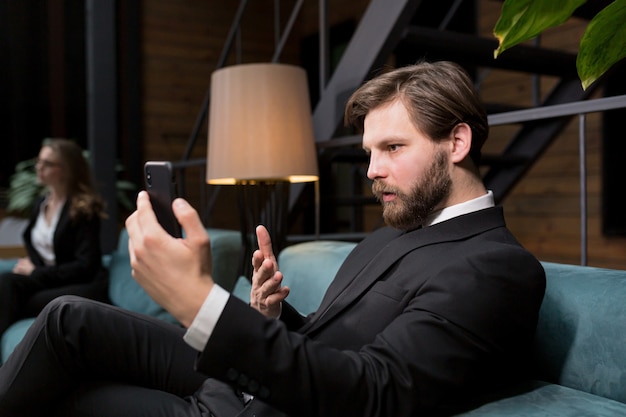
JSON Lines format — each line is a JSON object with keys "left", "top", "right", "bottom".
{"left": 144, "top": 161, "right": 183, "bottom": 238}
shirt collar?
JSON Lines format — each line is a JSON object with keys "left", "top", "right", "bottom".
{"left": 423, "top": 190, "right": 495, "bottom": 227}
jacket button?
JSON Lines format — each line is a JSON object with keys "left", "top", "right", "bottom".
{"left": 237, "top": 374, "right": 249, "bottom": 387}
{"left": 226, "top": 368, "right": 239, "bottom": 382}
{"left": 258, "top": 386, "right": 270, "bottom": 399}
{"left": 248, "top": 379, "right": 260, "bottom": 393}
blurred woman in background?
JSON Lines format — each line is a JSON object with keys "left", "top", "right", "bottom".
{"left": 0, "top": 138, "right": 107, "bottom": 336}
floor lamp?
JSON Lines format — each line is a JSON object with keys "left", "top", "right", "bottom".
{"left": 206, "top": 63, "right": 319, "bottom": 279}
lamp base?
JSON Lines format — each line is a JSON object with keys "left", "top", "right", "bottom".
{"left": 236, "top": 180, "right": 290, "bottom": 279}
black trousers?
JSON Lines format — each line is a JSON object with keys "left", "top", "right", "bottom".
{"left": 0, "top": 296, "right": 249, "bottom": 417}
{"left": 0, "top": 271, "right": 109, "bottom": 337}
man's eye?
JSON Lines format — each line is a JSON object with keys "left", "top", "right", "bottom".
{"left": 389, "top": 144, "right": 399, "bottom": 151}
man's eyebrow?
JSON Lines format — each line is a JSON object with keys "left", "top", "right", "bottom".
{"left": 377, "top": 136, "right": 410, "bottom": 146}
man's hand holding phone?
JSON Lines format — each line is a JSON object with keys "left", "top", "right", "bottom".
{"left": 126, "top": 191, "right": 214, "bottom": 328}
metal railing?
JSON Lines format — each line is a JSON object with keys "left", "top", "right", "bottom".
{"left": 487, "top": 94, "right": 626, "bottom": 266}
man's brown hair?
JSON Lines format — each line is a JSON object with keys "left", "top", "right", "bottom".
{"left": 344, "top": 60, "right": 489, "bottom": 166}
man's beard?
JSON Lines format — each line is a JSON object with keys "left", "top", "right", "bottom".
{"left": 372, "top": 150, "right": 451, "bottom": 231}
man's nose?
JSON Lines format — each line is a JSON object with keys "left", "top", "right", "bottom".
{"left": 366, "top": 154, "right": 383, "bottom": 180}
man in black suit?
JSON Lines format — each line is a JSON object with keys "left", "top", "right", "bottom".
{"left": 0, "top": 61, "right": 545, "bottom": 417}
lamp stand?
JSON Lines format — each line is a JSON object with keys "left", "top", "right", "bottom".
{"left": 236, "top": 180, "right": 290, "bottom": 279}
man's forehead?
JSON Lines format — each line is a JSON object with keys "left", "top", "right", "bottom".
{"left": 363, "top": 101, "right": 425, "bottom": 142}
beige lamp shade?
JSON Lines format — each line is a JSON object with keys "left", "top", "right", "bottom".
{"left": 206, "top": 63, "right": 319, "bottom": 185}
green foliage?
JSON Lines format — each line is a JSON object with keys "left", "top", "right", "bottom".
{"left": 493, "top": 0, "right": 626, "bottom": 90}
{"left": 493, "top": 0, "right": 586, "bottom": 57}
{"left": 577, "top": 0, "right": 626, "bottom": 89}
{"left": 7, "top": 159, "right": 44, "bottom": 215}
{"left": 114, "top": 163, "right": 137, "bottom": 213}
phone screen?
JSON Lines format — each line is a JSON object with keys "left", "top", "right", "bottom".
{"left": 144, "top": 161, "right": 183, "bottom": 238}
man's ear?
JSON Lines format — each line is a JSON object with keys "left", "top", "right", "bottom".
{"left": 450, "top": 123, "right": 472, "bottom": 163}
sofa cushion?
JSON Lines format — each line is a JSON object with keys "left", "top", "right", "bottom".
{"left": 534, "top": 262, "right": 626, "bottom": 404}
{"left": 0, "top": 258, "right": 18, "bottom": 274}
{"left": 455, "top": 381, "right": 626, "bottom": 416}
{"left": 1, "top": 318, "right": 35, "bottom": 364}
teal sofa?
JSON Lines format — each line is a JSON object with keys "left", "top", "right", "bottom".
{"left": 234, "top": 240, "right": 626, "bottom": 416}
{"left": 3, "top": 235, "right": 626, "bottom": 416}
{"left": 0, "top": 227, "right": 242, "bottom": 364}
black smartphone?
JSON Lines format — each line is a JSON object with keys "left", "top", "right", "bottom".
{"left": 144, "top": 161, "right": 183, "bottom": 238}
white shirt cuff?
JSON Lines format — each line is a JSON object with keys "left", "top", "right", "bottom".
{"left": 183, "top": 284, "right": 230, "bottom": 351}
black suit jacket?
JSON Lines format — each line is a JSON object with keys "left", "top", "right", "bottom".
{"left": 22, "top": 196, "right": 104, "bottom": 286}
{"left": 198, "top": 207, "right": 546, "bottom": 417}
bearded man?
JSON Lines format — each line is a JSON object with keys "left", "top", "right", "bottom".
{"left": 0, "top": 61, "right": 545, "bottom": 417}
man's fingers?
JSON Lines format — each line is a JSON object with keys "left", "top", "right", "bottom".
{"left": 266, "top": 286, "right": 290, "bottom": 304}
{"left": 129, "top": 191, "right": 163, "bottom": 240}
{"left": 255, "top": 225, "right": 275, "bottom": 260}
{"left": 258, "top": 272, "right": 287, "bottom": 300}
{"left": 252, "top": 249, "right": 264, "bottom": 270}
{"left": 135, "top": 190, "right": 158, "bottom": 221}
{"left": 257, "top": 258, "right": 277, "bottom": 282}
{"left": 172, "top": 197, "right": 207, "bottom": 244}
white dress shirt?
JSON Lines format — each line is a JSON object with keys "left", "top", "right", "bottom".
{"left": 30, "top": 197, "right": 66, "bottom": 266}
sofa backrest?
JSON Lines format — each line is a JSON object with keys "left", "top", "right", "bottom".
{"left": 107, "top": 227, "right": 241, "bottom": 324}
{"left": 232, "top": 240, "right": 357, "bottom": 315}
{"left": 107, "top": 228, "right": 179, "bottom": 323}
{"left": 534, "top": 262, "right": 626, "bottom": 404}
{"left": 278, "top": 240, "right": 357, "bottom": 314}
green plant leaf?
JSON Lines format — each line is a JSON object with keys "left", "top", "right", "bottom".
{"left": 7, "top": 185, "right": 42, "bottom": 214}
{"left": 14, "top": 158, "right": 37, "bottom": 172}
{"left": 577, "top": 0, "right": 626, "bottom": 89}
{"left": 9, "top": 173, "right": 36, "bottom": 188}
{"left": 115, "top": 180, "right": 137, "bottom": 191}
{"left": 116, "top": 191, "right": 135, "bottom": 211}
{"left": 493, "top": 0, "right": 587, "bottom": 58}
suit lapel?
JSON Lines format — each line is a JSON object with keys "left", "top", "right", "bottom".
{"left": 321, "top": 227, "right": 401, "bottom": 299}
{"left": 301, "top": 207, "right": 505, "bottom": 334}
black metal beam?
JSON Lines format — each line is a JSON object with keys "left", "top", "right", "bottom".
{"left": 398, "top": 26, "right": 579, "bottom": 78}
{"left": 297, "top": 0, "right": 422, "bottom": 211}
{"left": 117, "top": 0, "right": 143, "bottom": 195}
{"left": 85, "top": 0, "right": 118, "bottom": 253}
{"left": 312, "top": 0, "right": 423, "bottom": 143}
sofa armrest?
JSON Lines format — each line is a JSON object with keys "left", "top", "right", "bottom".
{"left": 534, "top": 262, "right": 626, "bottom": 404}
